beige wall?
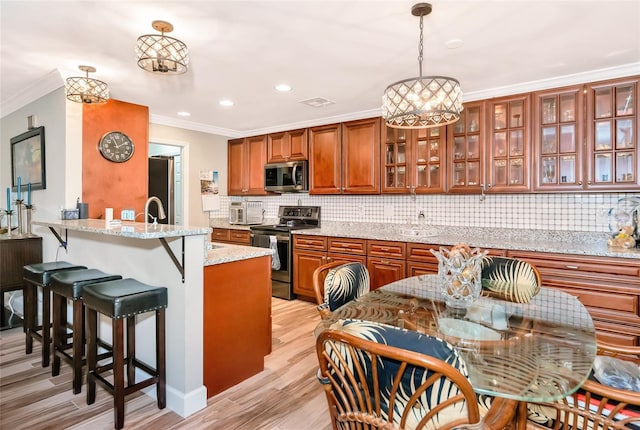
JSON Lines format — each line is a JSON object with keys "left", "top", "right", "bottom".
{"left": 149, "top": 123, "right": 229, "bottom": 228}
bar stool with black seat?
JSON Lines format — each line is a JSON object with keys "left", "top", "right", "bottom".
{"left": 50, "top": 269, "right": 123, "bottom": 394}
{"left": 82, "top": 278, "right": 167, "bottom": 430}
{"left": 23, "top": 261, "right": 87, "bottom": 367}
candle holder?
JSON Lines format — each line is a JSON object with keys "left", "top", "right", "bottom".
{"left": 15, "top": 199, "right": 24, "bottom": 236}
{"left": 25, "top": 204, "right": 33, "bottom": 235}
{"left": 4, "top": 210, "right": 13, "bottom": 236}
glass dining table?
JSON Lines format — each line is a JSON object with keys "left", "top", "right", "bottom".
{"left": 315, "top": 274, "right": 597, "bottom": 405}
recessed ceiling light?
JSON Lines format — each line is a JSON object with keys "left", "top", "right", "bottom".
{"left": 275, "top": 83, "right": 292, "bottom": 92}
{"left": 219, "top": 99, "right": 234, "bottom": 107}
{"left": 445, "top": 39, "right": 463, "bottom": 49}
{"left": 177, "top": 111, "right": 191, "bottom": 117}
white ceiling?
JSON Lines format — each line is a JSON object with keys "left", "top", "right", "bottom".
{"left": 1, "top": 1, "right": 639, "bottom": 138}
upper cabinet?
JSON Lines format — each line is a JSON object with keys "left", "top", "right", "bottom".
{"left": 532, "top": 77, "right": 639, "bottom": 192}
{"left": 228, "top": 135, "right": 268, "bottom": 196}
{"left": 309, "top": 118, "right": 380, "bottom": 194}
{"left": 447, "top": 101, "right": 485, "bottom": 193}
{"left": 383, "top": 124, "right": 446, "bottom": 194}
{"left": 486, "top": 94, "right": 531, "bottom": 192}
{"left": 585, "top": 77, "right": 639, "bottom": 190}
{"left": 267, "top": 128, "right": 308, "bottom": 163}
{"left": 532, "top": 85, "right": 585, "bottom": 191}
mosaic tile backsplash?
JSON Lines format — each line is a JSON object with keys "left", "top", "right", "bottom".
{"left": 210, "top": 192, "right": 640, "bottom": 233}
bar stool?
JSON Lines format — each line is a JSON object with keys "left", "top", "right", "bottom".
{"left": 83, "top": 279, "right": 167, "bottom": 430}
{"left": 50, "top": 269, "right": 122, "bottom": 394}
{"left": 23, "top": 261, "right": 87, "bottom": 367}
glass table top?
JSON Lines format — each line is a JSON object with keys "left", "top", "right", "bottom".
{"left": 315, "top": 274, "right": 597, "bottom": 402}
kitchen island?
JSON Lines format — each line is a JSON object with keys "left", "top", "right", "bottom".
{"left": 31, "top": 219, "right": 272, "bottom": 418}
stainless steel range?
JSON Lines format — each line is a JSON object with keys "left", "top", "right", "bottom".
{"left": 250, "top": 206, "right": 320, "bottom": 300}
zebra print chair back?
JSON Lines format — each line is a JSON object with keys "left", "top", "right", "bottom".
{"left": 313, "top": 262, "right": 370, "bottom": 319}
{"left": 316, "top": 320, "right": 510, "bottom": 430}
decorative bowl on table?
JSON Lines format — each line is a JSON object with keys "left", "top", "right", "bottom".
{"left": 431, "top": 244, "right": 488, "bottom": 309}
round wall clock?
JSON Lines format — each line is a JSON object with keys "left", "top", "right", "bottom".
{"left": 98, "top": 131, "right": 134, "bottom": 163}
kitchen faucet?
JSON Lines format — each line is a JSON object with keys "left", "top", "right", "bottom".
{"left": 144, "top": 196, "right": 166, "bottom": 226}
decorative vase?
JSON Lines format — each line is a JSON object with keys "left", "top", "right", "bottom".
{"left": 431, "top": 244, "right": 487, "bottom": 309}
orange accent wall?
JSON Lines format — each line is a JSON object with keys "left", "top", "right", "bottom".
{"left": 82, "top": 99, "right": 149, "bottom": 219}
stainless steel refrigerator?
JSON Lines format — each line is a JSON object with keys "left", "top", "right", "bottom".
{"left": 148, "top": 156, "right": 175, "bottom": 224}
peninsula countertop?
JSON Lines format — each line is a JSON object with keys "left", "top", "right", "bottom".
{"left": 204, "top": 242, "right": 273, "bottom": 266}
{"left": 34, "top": 218, "right": 211, "bottom": 239}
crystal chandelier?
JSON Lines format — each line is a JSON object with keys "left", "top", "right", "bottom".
{"left": 136, "top": 20, "right": 189, "bottom": 74}
{"left": 382, "top": 3, "right": 462, "bottom": 129}
{"left": 65, "top": 65, "right": 109, "bottom": 104}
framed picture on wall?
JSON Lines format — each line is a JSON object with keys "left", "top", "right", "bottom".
{"left": 11, "top": 126, "right": 46, "bottom": 191}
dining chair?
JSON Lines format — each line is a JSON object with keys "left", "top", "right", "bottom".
{"left": 313, "top": 261, "right": 370, "bottom": 319}
{"left": 525, "top": 341, "right": 640, "bottom": 430}
{"left": 316, "top": 319, "right": 515, "bottom": 430}
{"left": 480, "top": 256, "right": 542, "bottom": 303}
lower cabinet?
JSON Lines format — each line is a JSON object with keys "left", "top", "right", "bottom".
{"left": 508, "top": 250, "right": 640, "bottom": 346}
{"left": 293, "top": 233, "right": 639, "bottom": 346}
{"left": 211, "top": 228, "right": 251, "bottom": 245}
{"left": 203, "top": 256, "right": 271, "bottom": 397}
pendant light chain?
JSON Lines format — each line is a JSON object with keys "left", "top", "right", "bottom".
{"left": 418, "top": 13, "right": 424, "bottom": 77}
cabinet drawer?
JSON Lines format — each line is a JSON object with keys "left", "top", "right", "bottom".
{"left": 553, "top": 286, "right": 638, "bottom": 315}
{"left": 368, "top": 240, "right": 406, "bottom": 259}
{"left": 508, "top": 251, "right": 640, "bottom": 278}
{"left": 230, "top": 230, "right": 251, "bottom": 244}
{"left": 211, "top": 228, "right": 231, "bottom": 242}
{"left": 407, "top": 243, "right": 439, "bottom": 262}
{"left": 328, "top": 237, "right": 366, "bottom": 255}
{"left": 407, "top": 261, "right": 438, "bottom": 277}
{"left": 294, "top": 235, "right": 327, "bottom": 251}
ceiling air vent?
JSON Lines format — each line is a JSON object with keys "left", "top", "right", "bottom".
{"left": 299, "top": 97, "right": 335, "bottom": 108}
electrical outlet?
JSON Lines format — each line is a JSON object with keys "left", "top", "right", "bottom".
{"left": 383, "top": 205, "right": 394, "bottom": 218}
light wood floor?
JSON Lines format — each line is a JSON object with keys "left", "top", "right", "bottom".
{"left": 0, "top": 298, "right": 332, "bottom": 429}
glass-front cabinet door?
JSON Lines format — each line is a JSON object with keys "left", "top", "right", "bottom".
{"left": 447, "top": 101, "right": 485, "bottom": 193}
{"left": 382, "top": 127, "right": 410, "bottom": 193}
{"left": 487, "top": 95, "right": 531, "bottom": 192}
{"left": 533, "top": 86, "right": 584, "bottom": 191}
{"left": 586, "top": 77, "right": 639, "bottom": 190}
{"left": 413, "top": 126, "right": 446, "bottom": 193}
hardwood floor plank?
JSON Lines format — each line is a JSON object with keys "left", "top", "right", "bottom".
{"left": 0, "top": 298, "right": 331, "bottom": 429}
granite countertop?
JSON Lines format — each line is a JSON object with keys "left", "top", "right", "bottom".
{"left": 204, "top": 242, "right": 273, "bottom": 266}
{"left": 209, "top": 218, "right": 640, "bottom": 259}
{"left": 33, "top": 219, "right": 211, "bottom": 239}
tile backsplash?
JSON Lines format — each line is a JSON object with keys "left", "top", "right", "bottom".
{"left": 210, "top": 192, "right": 640, "bottom": 233}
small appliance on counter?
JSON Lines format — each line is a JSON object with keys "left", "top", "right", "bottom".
{"left": 229, "top": 201, "right": 264, "bottom": 225}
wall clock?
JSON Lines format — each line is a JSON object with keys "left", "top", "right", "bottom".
{"left": 98, "top": 131, "right": 134, "bottom": 163}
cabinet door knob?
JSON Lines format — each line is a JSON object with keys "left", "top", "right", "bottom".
{"left": 565, "top": 265, "right": 579, "bottom": 270}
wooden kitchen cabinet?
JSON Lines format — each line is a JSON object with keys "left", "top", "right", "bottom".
{"left": 382, "top": 124, "right": 446, "bottom": 194}
{"left": 327, "top": 237, "right": 367, "bottom": 265}
{"left": 366, "top": 240, "right": 406, "bottom": 290}
{"left": 228, "top": 135, "right": 268, "bottom": 196}
{"left": 203, "top": 255, "right": 271, "bottom": 397}
{"left": 508, "top": 249, "right": 640, "bottom": 345}
{"left": 532, "top": 85, "right": 585, "bottom": 191}
{"left": 309, "top": 118, "right": 380, "bottom": 194}
{"left": 447, "top": 101, "right": 486, "bottom": 193}
{"left": 267, "top": 128, "right": 308, "bottom": 162}
{"left": 293, "top": 235, "right": 328, "bottom": 298}
{"left": 211, "top": 228, "right": 250, "bottom": 245}
{"left": 486, "top": 94, "right": 531, "bottom": 192}
{"left": 0, "top": 235, "right": 43, "bottom": 328}
{"left": 585, "top": 77, "right": 640, "bottom": 190}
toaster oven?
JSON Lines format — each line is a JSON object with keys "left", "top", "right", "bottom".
{"left": 229, "top": 201, "right": 264, "bottom": 225}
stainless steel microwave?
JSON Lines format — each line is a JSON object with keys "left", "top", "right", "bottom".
{"left": 264, "top": 161, "right": 308, "bottom": 193}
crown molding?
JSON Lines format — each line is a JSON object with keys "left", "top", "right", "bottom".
{"left": 463, "top": 63, "right": 640, "bottom": 102}
{"left": 149, "top": 114, "right": 242, "bottom": 138}
{"left": 0, "top": 69, "right": 64, "bottom": 118}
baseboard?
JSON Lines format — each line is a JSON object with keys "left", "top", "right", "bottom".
{"left": 137, "top": 368, "right": 207, "bottom": 418}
